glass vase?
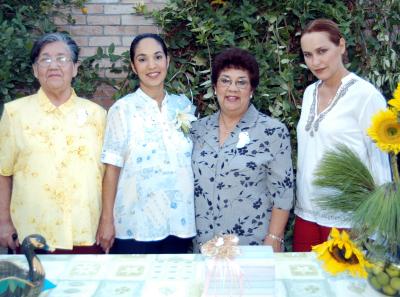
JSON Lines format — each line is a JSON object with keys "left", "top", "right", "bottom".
{"left": 367, "top": 260, "right": 400, "bottom": 296}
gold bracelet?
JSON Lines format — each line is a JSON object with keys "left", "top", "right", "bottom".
{"left": 266, "top": 233, "right": 284, "bottom": 244}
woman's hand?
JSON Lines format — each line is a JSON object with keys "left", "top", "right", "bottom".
{"left": 263, "top": 233, "right": 283, "bottom": 252}
{"left": 0, "top": 175, "right": 19, "bottom": 250}
{"left": 263, "top": 207, "right": 290, "bottom": 253}
{"left": 96, "top": 216, "right": 115, "bottom": 254}
{"left": 0, "top": 220, "right": 19, "bottom": 250}
{"left": 96, "top": 164, "right": 120, "bottom": 254}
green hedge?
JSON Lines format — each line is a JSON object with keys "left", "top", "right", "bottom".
{"left": 150, "top": 0, "right": 399, "bottom": 131}
{"left": 94, "top": 0, "right": 400, "bottom": 164}
{"left": 2, "top": 0, "right": 399, "bottom": 124}
{"left": 0, "top": 0, "right": 86, "bottom": 114}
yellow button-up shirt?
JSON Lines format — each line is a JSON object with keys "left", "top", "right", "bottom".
{"left": 0, "top": 88, "right": 106, "bottom": 249}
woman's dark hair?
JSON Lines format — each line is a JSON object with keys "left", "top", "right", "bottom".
{"left": 301, "top": 18, "right": 342, "bottom": 46}
{"left": 211, "top": 48, "right": 259, "bottom": 90}
{"left": 130, "top": 33, "right": 168, "bottom": 63}
{"left": 30, "top": 32, "right": 79, "bottom": 65}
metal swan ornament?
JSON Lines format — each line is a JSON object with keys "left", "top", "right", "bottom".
{"left": 0, "top": 234, "right": 51, "bottom": 297}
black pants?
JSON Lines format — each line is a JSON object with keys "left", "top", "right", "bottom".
{"left": 110, "top": 235, "right": 193, "bottom": 254}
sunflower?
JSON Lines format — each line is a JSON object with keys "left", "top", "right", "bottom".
{"left": 312, "top": 228, "right": 371, "bottom": 278}
{"left": 367, "top": 109, "right": 400, "bottom": 154}
{"left": 388, "top": 82, "right": 400, "bottom": 111}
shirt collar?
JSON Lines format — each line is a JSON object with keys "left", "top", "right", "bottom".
{"left": 136, "top": 88, "right": 168, "bottom": 108}
{"left": 37, "top": 88, "right": 77, "bottom": 114}
{"left": 197, "top": 104, "right": 259, "bottom": 149}
{"left": 317, "top": 72, "right": 356, "bottom": 88}
{"left": 237, "top": 104, "right": 259, "bottom": 129}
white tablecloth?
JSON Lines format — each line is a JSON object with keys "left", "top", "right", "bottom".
{"left": 0, "top": 249, "right": 382, "bottom": 297}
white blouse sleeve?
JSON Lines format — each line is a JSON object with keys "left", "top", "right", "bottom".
{"left": 101, "top": 102, "right": 128, "bottom": 167}
{"left": 358, "top": 91, "right": 392, "bottom": 185}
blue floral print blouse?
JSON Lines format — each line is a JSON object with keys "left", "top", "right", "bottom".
{"left": 191, "top": 105, "right": 294, "bottom": 251}
{"left": 101, "top": 88, "right": 196, "bottom": 241}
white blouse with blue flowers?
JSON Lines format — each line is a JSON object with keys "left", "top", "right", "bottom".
{"left": 101, "top": 88, "right": 196, "bottom": 241}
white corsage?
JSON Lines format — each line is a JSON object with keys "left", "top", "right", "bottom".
{"left": 175, "top": 106, "right": 197, "bottom": 135}
{"left": 236, "top": 131, "right": 250, "bottom": 148}
{"left": 76, "top": 108, "right": 89, "bottom": 126}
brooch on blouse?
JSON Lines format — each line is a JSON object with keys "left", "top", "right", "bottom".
{"left": 175, "top": 106, "right": 197, "bottom": 136}
{"left": 237, "top": 131, "right": 250, "bottom": 148}
{"left": 76, "top": 108, "right": 89, "bottom": 126}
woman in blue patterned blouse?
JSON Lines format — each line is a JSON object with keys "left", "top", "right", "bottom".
{"left": 97, "top": 34, "right": 197, "bottom": 254}
{"left": 191, "top": 48, "right": 294, "bottom": 252}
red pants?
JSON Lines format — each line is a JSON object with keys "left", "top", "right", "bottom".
{"left": 292, "top": 216, "right": 346, "bottom": 252}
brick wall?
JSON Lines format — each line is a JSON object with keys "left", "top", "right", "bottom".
{"left": 54, "top": 0, "right": 167, "bottom": 108}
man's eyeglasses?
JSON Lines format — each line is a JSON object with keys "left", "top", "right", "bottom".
{"left": 217, "top": 77, "right": 250, "bottom": 89}
{"left": 36, "top": 56, "right": 73, "bottom": 68}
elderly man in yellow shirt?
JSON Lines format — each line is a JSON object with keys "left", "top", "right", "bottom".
{"left": 0, "top": 33, "right": 106, "bottom": 253}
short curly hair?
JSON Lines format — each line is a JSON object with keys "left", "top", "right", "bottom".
{"left": 211, "top": 48, "right": 259, "bottom": 90}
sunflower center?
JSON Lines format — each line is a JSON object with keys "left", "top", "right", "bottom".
{"left": 387, "top": 126, "right": 399, "bottom": 137}
{"left": 329, "top": 245, "right": 359, "bottom": 264}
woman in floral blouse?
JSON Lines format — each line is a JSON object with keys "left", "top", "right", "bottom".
{"left": 0, "top": 33, "right": 106, "bottom": 253}
{"left": 97, "top": 34, "right": 197, "bottom": 254}
{"left": 191, "top": 48, "right": 294, "bottom": 252}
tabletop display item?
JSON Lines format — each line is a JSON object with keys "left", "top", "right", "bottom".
{"left": 201, "top": 234, "right": 243, "bottom": 296}
{"left": 0, "top": 234, "right": 51, "bottom": 297}
{"left": 312, "top": 82, "right": 400, "bottom": 296}
{"left": 200, "top": 235, "right": 275, "bottom": 296}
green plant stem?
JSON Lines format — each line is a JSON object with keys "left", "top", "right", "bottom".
{"left": 390, "top": 152, "right": 400, "bottom": 184}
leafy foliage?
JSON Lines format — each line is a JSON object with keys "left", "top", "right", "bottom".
{"left": 90, "top": 45, "right": 139, "bottom": 100}
{"left": 3, "top": 0, "right": 399, "bottom": 124}
{"left": 313, "top": 144, "right": 376, "bottom": 212}
{"left": 0, "top": 0, "right": 86, "bottom": 114}
{"left": 356, "top": 183, "right": 400, "bottom": 261}
{"left": 313, "top": 144, "right": 400, "bottom": 261}
{"left": 147, "top": 0, "right": 400, "bottom": 136}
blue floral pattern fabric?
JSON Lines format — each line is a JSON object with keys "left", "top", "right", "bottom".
{"left": 191, "top": 105, "right": 294, "bottom": 251}
{"left": 101, "top": 88, "right": 196, "bottom": 241}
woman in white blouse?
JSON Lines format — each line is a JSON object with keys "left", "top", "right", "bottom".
{"left": 96, "top": 34, "right": 196, "bottom": 254}
{"left": 293, "top": 19, "right": 391, "bottom": 252}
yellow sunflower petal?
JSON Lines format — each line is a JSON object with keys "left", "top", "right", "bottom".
{"left": 343, "top": 243, "right": 353, "bottom": 259}
{"left": 312, "top": 240, "right": 331, "bottom": 255}
{"left": 348, "top": 264, "right": 368, "bottom": 278}
{"left": 388, "top": 82, "right": 400, "bottom": 110}
{"left": 341, "top": 230, "right": 350, "bottom": 241}
{"left": 336, "top": 240, "right": 344, "bottom": 249}
{"left": 313, "top": 228, "right": 370, "bottom": 278}
{"left": 330, "top": 228, "right": 340, "bottom": 239}
{"left": 367, "top": 109, "right": 400, "bottom": 154}
{"left": 321, "top": 256, "right": 348, "bottom": 275}
{"left": 388, "top": 98, "right": 400, "bottom": 111}
{"left": 393, "top": 82, "right": 400, "bottom": 101}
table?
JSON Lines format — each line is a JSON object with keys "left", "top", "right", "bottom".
{"left": 0, "top": 249, "right": 382, "bottom": 297}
